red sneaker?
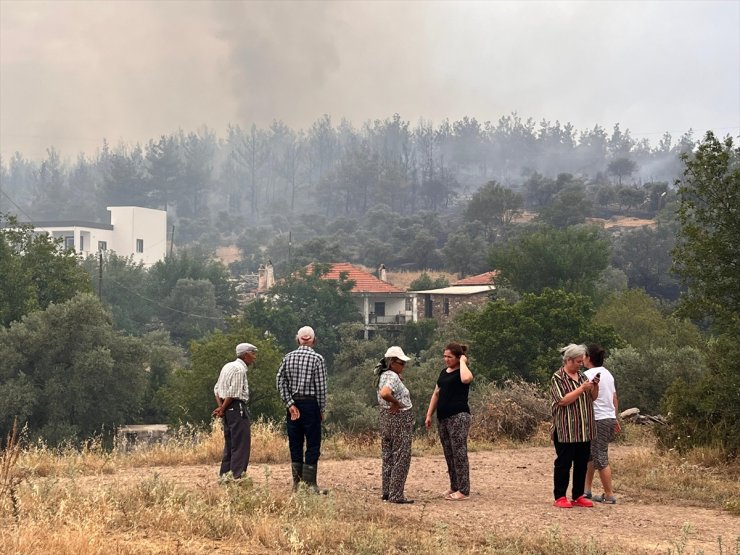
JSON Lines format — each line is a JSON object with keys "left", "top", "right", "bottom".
{"left": 572, "top": 495, "right": 594, "bottom": 507}
{"left": 553, "top": 496, "right": 573, "bottom": 508}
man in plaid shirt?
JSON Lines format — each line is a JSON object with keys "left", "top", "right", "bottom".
{"left": 276, "top": 325, "right": 328, "bottom": 493}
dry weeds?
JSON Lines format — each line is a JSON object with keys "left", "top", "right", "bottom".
{"left": 2, "top": 421, "right": 739, "bottom": 554}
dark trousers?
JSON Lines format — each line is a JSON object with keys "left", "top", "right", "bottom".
{"left": 219, "top": 402, "right": 251, "bottom": 479}
{"left": 287, "top": 398, "right": 322, "bottom": 465}
{"left": 553, "top": 430, "right": 590, "bottom": 500}
{"left": 380, "top": 408, "right": 414, "bottom": 501}
{"left": 438, "top": 412, "right": 471, "bottom": 496}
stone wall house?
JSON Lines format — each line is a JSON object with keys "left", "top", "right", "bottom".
{"left": 413, "top": 271, "right": 497, "bottom": 323}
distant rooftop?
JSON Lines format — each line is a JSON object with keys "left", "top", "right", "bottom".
{"left": 452, "top": 271, "right": 498, "bottom": 286}
{"left": 412, "top": 285, "right": 495, "bottom": 295}
{"left": 20, "top": 220, "right": 113, "bottom": 231}
{"left": 308, "top": 263, "right": 405, "bottom": 294}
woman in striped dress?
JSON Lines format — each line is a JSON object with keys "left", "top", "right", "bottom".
{"left": 549, "top": 343, "right": 600, "bottom": 508}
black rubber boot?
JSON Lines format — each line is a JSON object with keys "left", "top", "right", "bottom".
{"left": 291, "top": 462, "right": 303, "bottom": 492}
{"left": 302, "top": 463, "right": 328, "bottom": 495}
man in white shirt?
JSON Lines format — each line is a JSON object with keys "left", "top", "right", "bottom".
{"left": 213, "top": 342, "right": 257, "bottom": 479}
{"left": 583, "top": 344, "right": 621, "bottom": 503}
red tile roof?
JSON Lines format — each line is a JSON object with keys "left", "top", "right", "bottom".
{"left": 307, "top": 263, "right": 405, "bottom": 294}
{"left": 453, "top": 271, "right": 498, "bottom": 286}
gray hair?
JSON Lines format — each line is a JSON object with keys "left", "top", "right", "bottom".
{"left": 560, "top": 343, "right": 587, "bottom": 362}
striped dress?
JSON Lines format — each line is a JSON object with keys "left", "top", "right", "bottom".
{"left": 550, "top": 367, "right": 596, "bottom": 443}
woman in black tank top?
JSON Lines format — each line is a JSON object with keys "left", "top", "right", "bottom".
{"left": 424, "top": 342, "right": 474, "bottom": 500}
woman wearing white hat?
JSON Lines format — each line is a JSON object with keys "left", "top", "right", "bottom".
{"left": 375, "top": 345, "right": 414, "bottom": 504}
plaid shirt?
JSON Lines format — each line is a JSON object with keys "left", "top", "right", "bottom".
{"left": 213, "top": 358, "right": 249, "bottom": 402}
{"left": 276, "top": 345, "right": 328, "bottom": 411}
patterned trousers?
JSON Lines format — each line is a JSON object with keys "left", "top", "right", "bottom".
{"left": 438, "top": 412, "right": 471, "bottom": 495}
{"left": 379, "top": 408, "right": 414, "bottom": 502}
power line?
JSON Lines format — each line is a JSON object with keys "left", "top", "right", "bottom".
{"left": 104, "top": 275, "right": 230, "bottom": 321}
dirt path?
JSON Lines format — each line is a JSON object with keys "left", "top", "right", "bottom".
{"left": 112, "top": 446, "right": 738, "bottom": 553}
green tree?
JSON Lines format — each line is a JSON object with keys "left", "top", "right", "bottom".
{"left": 609, "top": 345, "right": 705, "bottom": 414}
{"left": 663, "top": 131, "right": 740, "bottom": 456}
{"left": 162, "top": 325, "right": 284, "bottom": 424}
{"left": 441, "top": 232, "right": 487, "bottom": 278}
{"left": 460, "top": 289, "right": 622, "bottom": 383}
{"left": 164, "top": 325, "right": 284, "bottom": 424}
{"left": 658, "top": 336, "right": 740, "bottom": 455}
{"left": 607, "top": 157, "right": 637, "bottom": 186}
{"left": 408, "top": 272, "right": 449, "bottom": 291}
{"left": 147, "top": 246, "right": 238, "bottom": 315}
{"left": 465, "top": 181, "right": 523, "bottom": 241}
{"left": 535, "top": 184, "right": 591, "bottom": 228}
{"left": 489, "top": 225, "right": 610, "bottom": 297}
{"left": 594, "top": 289, "right": 703, "bottom": 351}
{"left": 81, "top": 252, "right": 154, "bottom": 334}
{"left": 612, "top": 224, "right": 681, "bottom": 300}
{"left": 673, "top": 132, "right": 740, "bottom": 330}
{"left": 160, "top": 278, "right": 224, "bottom": 346}
{"left": 0, "top": 215, "right": 91, "bottom": 327}
{"left": 0, "top": 294, "right": 147, "bottom": 444}
{"left": 243, "top": 264, "right": 361, "bottom": 364}
{"left": 140, "top": 330, "right": 187, "bottom": 423}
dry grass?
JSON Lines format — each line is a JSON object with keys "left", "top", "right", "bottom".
{"left": 3, "top": 420, "right": 740, "bottom": 554}
{"left": 0, "top": 468, "right": 622, "bottom": 555}
{"left": 609, "top": 441, "right": 740, "bottom": 514}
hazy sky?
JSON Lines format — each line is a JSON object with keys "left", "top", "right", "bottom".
{"left": 1, "top": 0, "right": 738, "bottom": 161}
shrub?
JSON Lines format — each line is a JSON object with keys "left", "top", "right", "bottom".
{"left": 609, "top": 345, "right": 705, "bottom": 414}
{"left": 469, "top": 380, "right": 550, "bottom": 442}
{"left": 657, "top": 334, "right": 740, "bottom": 458}
{"left": 325, "top": 390, "right": 379, "bottom": 435}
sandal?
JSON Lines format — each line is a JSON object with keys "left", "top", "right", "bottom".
{"left": 593, "top": 494, "right": 617, "bottom": 504}
{"left": 445, "top": 491, "right": 469, "bottom": 501}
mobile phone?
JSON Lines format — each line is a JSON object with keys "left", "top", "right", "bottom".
{"left": 593, "top": 372, "right": 601, "bottom": 381}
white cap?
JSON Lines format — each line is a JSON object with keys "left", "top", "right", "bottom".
{"left": 236, "top": 342, "right": 258, "bottom": 356}
{"left": 296, "top": 326, "right": 315, "bottom": 341}
{"left": 384, "top": 346, "right": 410, "bottom": 361}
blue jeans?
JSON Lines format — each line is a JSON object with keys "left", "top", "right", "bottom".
{"left": 287, "top": 398, "right": 322, "bottom": 465}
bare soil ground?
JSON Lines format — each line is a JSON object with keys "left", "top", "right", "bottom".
{"left": 106, "top": 446, "right": 738, "bottom": 553}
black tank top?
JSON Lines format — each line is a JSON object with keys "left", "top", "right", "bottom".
{"left": 436, "top": 368, "right": 470, "bottom": 420}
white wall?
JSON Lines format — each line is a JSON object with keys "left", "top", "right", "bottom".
{"left": 108, "top": 206, "right": 167, "bottom": 265}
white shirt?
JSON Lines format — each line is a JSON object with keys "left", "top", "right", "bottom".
{"left": 584, "top": 366, "right": 616, "bottom": 420}
{"left": 377, "top": 371, "right": 412, "bottom": 411}
{"left": 213, "top": 358, "right": 249, "bottom": 402}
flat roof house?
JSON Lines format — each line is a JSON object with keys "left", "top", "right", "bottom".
{"left": 413, "top": 271, "right": 497, "bottom": 323}
{"left": 26, "top": 206, "right": 167, "bottom": 266}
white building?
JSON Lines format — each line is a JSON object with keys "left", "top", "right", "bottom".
{"left": 28, "top": 206, "right": 167, "bottom": 265}
{"left": 307, "top": 263, "right": 418, "bottom": 339}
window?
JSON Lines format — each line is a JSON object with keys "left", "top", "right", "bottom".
{"left": 79, "top": 236, "right": 85, "bottom": 252}
{"left": 424, "top": 295, "right": 433, "bottom": 318}
{"left": 443, "top": 297, "right": 450, "bottom": 316}
{"left": 136, "top": 239, "right": 144, "bottom": 253}
{"left": 405, "top": 297, "right": 413, "bottom": 312}
{"left": 374, "top": 302, "right": 386, "bottom": 317}
{"left": 64, "top": 236, "right": 75, "bottom": 250}
{"left": 98, "top": 241, "right": 107, "bottom": 251}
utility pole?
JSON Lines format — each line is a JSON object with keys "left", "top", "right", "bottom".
{"left": 288, "top": 231, "right": 292, "bottom": 270}
{"left": 169, "top": 224, "right": 175, "bottom": 258}
{"left": 98, "top": 251, "right": 103, "bottom": 299}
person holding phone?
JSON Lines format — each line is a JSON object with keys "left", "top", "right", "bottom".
{"left": 583, "top": 344, "right": 620, "bottom": 504}
{"left": 549, "top": 343, "right": 599, "bottom": 508}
